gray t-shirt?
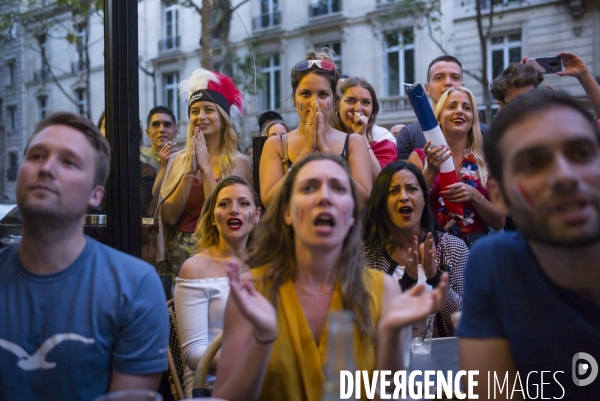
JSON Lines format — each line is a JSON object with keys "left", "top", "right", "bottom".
{"left": 0, "top": 237, "right": 169, "bottom": 401}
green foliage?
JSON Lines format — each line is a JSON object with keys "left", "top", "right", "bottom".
{"left": 232, "top": 47, "right": 267, "bottom": 96}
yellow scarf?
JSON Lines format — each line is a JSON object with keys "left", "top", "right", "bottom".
{"left": 251, "top": 267, "right": 384, "bottom": 401}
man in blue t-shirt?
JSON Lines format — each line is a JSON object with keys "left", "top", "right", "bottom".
{"left": 458, "top": 90, "right": 600, "bottom": 399}
{"left": 0, "top": 112, "right": 169, "bottom": 400}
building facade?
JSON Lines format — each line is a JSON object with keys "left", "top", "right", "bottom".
{"left": 2, "top": 0, "right": 598, "bottom": 203}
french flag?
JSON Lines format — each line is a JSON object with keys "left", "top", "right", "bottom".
{"left": 405, "top": 83, "right": 464, "bottom": 217}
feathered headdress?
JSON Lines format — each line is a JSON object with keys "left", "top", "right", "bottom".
{"left": 179, "top": 68, "right": 244, "bottom": 117}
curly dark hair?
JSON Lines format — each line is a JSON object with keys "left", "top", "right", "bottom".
{"left": 490, "top": 62, "right": 544, "bottom": 104}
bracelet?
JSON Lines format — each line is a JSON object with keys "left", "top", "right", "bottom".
{"left": 477, "top": 193, "right": 484, "bottom": 206}
{"left": 298, "top": 153, "right": 305, "bottom": 158}
{"left": 367, "top": 147, "right": 372, "bottom": 150}
{"left": 253, "top": 331, "right": 276, "bottom": 345}
{"left": 183, "top": 173, "right": 195, "bottom": 179}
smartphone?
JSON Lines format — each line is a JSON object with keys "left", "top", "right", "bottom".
{"left": 525, "top": 56, "right": 563, "bottom": 74}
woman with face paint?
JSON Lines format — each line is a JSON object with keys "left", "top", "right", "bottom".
{"left": 213, "top": 153, "right": 448, "bottom": 401}
{"left": 333, "top": 77, "right": 398, "bottom": 181}
{"left": 408, "top": 87, "right": 505, "bottom": 247}
{"left": 155, "top": 69, "right": 252, "bottom": 272}
{"left": 259, "top": 50, "right": 373, "bottom": 212}
{"left": 363, "top": 161, "right": 467, "bottom": 337}
{"left": 174, "top": 176, "right": 261, "bottom": 398}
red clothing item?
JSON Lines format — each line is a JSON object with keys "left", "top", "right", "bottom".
{"left": 415, "top": 148, "right": 487, "bottom": 236}
{"left": 177, "top": 178, "right": 220, "bottom": 233}
{"left": 371, "top": 139, "right": 398, "bottom": 169}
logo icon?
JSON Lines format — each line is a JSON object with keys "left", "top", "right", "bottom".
{"left": 572, "top": 352, "right": 598, "bottom": 386}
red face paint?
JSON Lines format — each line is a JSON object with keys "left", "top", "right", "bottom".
{"left": 516, "top": 182, "right": 534, "bottom": 208}
{"left": 296, "top": 205, "right": 303, "bottom": 223}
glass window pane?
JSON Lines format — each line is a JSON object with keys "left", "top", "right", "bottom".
{"left": 387, "top": 51, "right": 399, "bottom": 96}
{"left": 508, "top": 33, "right": 521, "bottom": 42}
{"left": 492, "top": 49, "right": 504, "bottom": 79}
{"left": 508, "top": 46, "right": 521, "bottom": 63}
{"left": 491, "top": 36, "right": 503, "bottom": 44}
{"left": 404, "top": 48, "right": 415, "bottom": 85}
{"left": 274, "top": 70, "right": 281, "bottom": 109}
{"left": 386, "top": 33, "right": 399, "bottom": 48}
{"left": 403, "top": 29, "right": 414, "bottom": 45}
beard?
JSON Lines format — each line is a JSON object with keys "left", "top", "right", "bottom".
{"left": 510, "top": 203, "right": 600, "bottom": 248}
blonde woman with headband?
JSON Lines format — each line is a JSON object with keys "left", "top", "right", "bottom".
{"left": 174, "top": 176, "right": 261, "bottom": 398}
{"left": 259, "top": 50, "right": 373, "bottom": 212}
{"left": 408, "top": 87, "right": 504, "bottom": 246}
{"left": 155, "top": 68, "right": 251, "bottom": 271}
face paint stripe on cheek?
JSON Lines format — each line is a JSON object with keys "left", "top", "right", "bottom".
{"left": 299, "top": 104, "right": 302, "bottom": 111}
{"left": 296, "top": 205, "right": 303, "bottom": 223}
{"left": 247, "top": 211, "right": 252, "bottom": 224}
{"left": 515, "top": 182, "right": 534, "bottom": 208}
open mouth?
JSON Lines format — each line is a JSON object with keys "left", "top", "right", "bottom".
{"left": 227, "top": 218, "right": 243, "bottom": 230}
{"left": 451, "top": 118, "right": 465, "bottom": 124}
{"left": 398, "top": 206, "right": 414, "bottom": 217}
{"left": 314, "top": 213, "right": 335, "bottom": 228}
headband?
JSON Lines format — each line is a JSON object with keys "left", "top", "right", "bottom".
{"left": 188, "top": 89, "right": 231, "bottom": 116}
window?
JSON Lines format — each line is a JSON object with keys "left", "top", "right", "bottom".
{"left": 38, "top": 96, "right": 48, "bottom": 121}
{"left": 7, "top": 106, "right": 16, "bottom": 130}
{"left": 75, "top": 89, "right": 88, "bottom": 116}
{"left": 383, "top": 29, "right": 415, "bottom": 96}
{"left": 310, "top": 0, "right": 341, "bottom": 17}
{"left": 7, "top": 60, "right": 16, "bottom": 85}
{"left": 489, "top": 32, "right": 521, "bottom": 82}
{"left": 163, "top": 72, "right": 180, "bottom": 120}
{"left": 7, "top": 153, "right": 18, "bottom": 182}
{"left": 314, "top": 42, "right": 342, "bottom": 73}
{"left": 254, "top": 0, "right": 281, "bottom": 29}
{"left": 258, "top": 54, "right": 281, "bottom": 111}
{"left": 162, "top": 3, "right": 179, "bottom": 50}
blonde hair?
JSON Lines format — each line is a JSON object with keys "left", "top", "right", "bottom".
{"left": 193, "top": 176, "right": 260, "bottom": 254}
{"left": 183, "top": 105, "right": 238, "bottom": 176}
{"left": 434, "top": 87, "right": 489, "bottom": 187}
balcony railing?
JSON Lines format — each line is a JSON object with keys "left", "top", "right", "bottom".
{"left": 309, "top": 0, "right": 341, "bottom": 18}
{"left": 252, "top": 11, "right": 282, "bottom": 30}
{"left": 379, "top": 95, "right": 412, "bottom": 113}
{"left": 158, "top": 36, "right": 181, "bottom": 52}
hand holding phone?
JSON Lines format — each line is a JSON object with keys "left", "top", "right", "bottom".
{"left": 525, "top": 56, "right": 563, "bottom": 74}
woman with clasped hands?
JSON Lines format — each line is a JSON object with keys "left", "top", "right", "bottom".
{"left": 213, "top": 153, "right": 448, "bottom": 401}
{"left": 155, "top": 69, "right": 251, "bottom": 269}
{"left": 259, "top": 50, "right": 373, "bottom": 212}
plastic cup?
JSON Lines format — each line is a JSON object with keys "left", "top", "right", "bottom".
{"left": 411, "top": 314, "right": 435, "bottom": 355}
{"left": 94, "top": 390, "right": 162, "bottom": 401}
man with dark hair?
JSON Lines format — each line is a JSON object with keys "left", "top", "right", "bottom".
{"left": 458, "top": 90, "right": 600, "bottom": 399}
{"left": 0, "top": 112, "right": 169, "bottom": 400}
{"left": 257, "top": 110, "right": 283, "bottom": 133}
{"left": 397, "top": 55, "right": 489, "bottom": 159}
{"left": 141, "top": 106, "right": 178, "bottom": 215}
{"left": 490, "top": 62, "right": 544, "bottom": 109}
{"left": 142, "top": 106, "right": 178, "bottom": 173}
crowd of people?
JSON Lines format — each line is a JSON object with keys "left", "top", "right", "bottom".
{"left": 1, "top": 48, "right": 599, "bottom": 401}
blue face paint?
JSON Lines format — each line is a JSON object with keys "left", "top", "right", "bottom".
{"left": 247, "top": 211, "right": 253, "bottom": 224}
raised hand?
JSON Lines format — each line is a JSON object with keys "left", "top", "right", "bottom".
{"left": 348, "top": 111, "right": 368, "bottom": 137}
{"left": 379, "top": 274, "right": 448, "bottom": 332}
{"left": 302, "top": 103, "right": 318, "bottom": 156}
{"left": 405, "top": 236, "right": 420, "bottom": 280}
{"left": 423, "top": 141, "right": 451, "bottom": 174}
{"left": 193, "top": 127, "right": 211, "bottom": 174}
{"left": 556, "top": 52, "right": 588, "bottom": 79}
{"left": 440, "top": 182, "right": 483, "bottom": 205}
{"left": 420, "top": 232, "right": 437, "bottom": 279}
{"left": 315, "top": 104, "right": 331, "bottom": 153}
{"left": 227, "top": 262, "right": 277, "bottom": 341}
{"left": 158, "top": 141, "right": 177, "bottom": 169}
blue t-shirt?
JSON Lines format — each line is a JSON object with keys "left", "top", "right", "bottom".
{"left": 0, "top": 237, "right": 169, "bottom": 401}
{"left": 457, "top": 231, "right": 600, "bottom": 399}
